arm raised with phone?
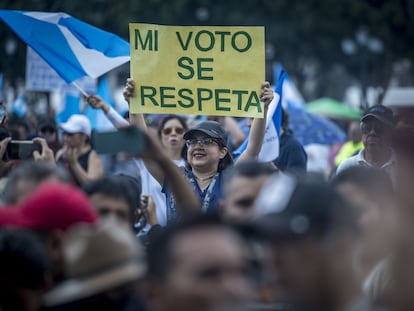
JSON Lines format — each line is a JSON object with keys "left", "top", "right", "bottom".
{"left": 88, "top": 88, "right": 200, "bottom": 215}
{"left": 94, "top": 126, "right": 200, "bottom": 215}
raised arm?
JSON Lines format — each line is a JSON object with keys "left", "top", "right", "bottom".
{"left": 123, "top": 78, "right": 147, "bottom": 129}
{"left": 141, "top": 131, "right": 200, "bottom": 214}
{"left": 237, "top": 81, "right": 273, "bottom": 163}
{"left": 123, "top": 79, "right": 167, "bottom": 185}
{"left": 86, "top": 95, "right": 130, "bottom": 128}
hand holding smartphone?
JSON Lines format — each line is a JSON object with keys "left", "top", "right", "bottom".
{"left": 6, "top": 140, "right": 42, "bottom": 160}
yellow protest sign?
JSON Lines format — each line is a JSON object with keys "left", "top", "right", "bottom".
{"left": 129, "top": 23, "right": 265, "bottom": 117}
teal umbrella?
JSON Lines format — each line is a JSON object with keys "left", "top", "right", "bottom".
{"left": 306, "top": 98, "right": 362, "bottom": 120}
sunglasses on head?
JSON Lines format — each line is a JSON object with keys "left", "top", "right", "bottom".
{"left": 162, "top": 127, "right": 185, "bottom": 135}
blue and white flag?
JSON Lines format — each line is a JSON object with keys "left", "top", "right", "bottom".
{"left": 12, "top": 94, "right": 28, "bottom": 117}
{"left": 0, "top": 10, "right": 130, "bottom": 83}
{"left": 25, "top": 47, "right": 97, "bottom": 92}
{"left": 85, "top": 76, "right": 116, "bottom": 131}
{"left": 273, "top": 64, "right": 345, "bottom": 146}
{"left": 55, "top": 88, "right": 81, "bottom": 124}
{"left": 273, "top": 63, "right": 306, "bottom": 109}
{"left": 233, "top": 69, "right": 286, "bottom": 162}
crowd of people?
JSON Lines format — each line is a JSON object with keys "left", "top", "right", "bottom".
{"left": 0, "top": 77, "right": 413, "bottom": 311}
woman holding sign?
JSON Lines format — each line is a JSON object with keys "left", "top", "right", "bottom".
{"left": 124, "top": 79, "right": 273, "bottom": 222}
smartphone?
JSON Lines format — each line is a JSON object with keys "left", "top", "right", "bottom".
{"left": 6, "top": 140, "right": 42, "bottom": 160}
{"left": 93, "top": 127, "right": 147, "bottom": 155}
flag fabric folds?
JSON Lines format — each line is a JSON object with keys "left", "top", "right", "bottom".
{"left": 233, "top": 69, "right": 285, "bottom": 162}
{"left": 55, "top": 89, "right": 81, "bottom": 124}
{"left": 84, "top": 76, "right": 116, "bottom": 131}
{"left": 0, "top": 10, "right": 130, "bottom": 83}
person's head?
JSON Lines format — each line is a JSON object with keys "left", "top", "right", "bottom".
{"left": 2, "top": 160, "right": 70, "bottom": 204}
{"left": 37, "top": 117, "right": 58, "bottom": 145}
{"left": 332, "top": 166, "right": 394, "bottom": 236}
{"left": 332, "top": 167, "right": 395, "bottom": 278}
{"left": 8, "top": 118, "right": 30, "bottom": 140}
{"left": 348, "top": 121, "right": 362, "bottom": 144}
{"left": 157, "top": 115, "right": 187, "bottom": 154}
{"left": 60, "top": 115, "right": 91, "bottom": 149}
{"left": 183, "top": 121, "right": 233, "bottom": 173}
{"left": 360, "top": 105, "right": 394, "bottom": 152}
{"left": 253, "top": 174, "right": 359, "bottom": 309}
{"left": 146, "top": 214, "right": 252, "bottom": 311}
{"left": 0, "top": 182, "right": 99, "bottom": 284}
{"left": 42, "top": 220, "right": 147, "bottom": 311}
{"left": 221, "top": 160, "right": 276, "bottom": 222}
{"left": 83, "top": 175, "right": 141, "bottom": 230}
{"left": 0, "top": 228, "right": 49, "bottom": 311}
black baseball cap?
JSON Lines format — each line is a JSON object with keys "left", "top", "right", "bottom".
{"left": 184, "top": 121, "right": 227, "bottom": 144}
{"left": 250, "top": 174, "right": 358, "bottom": 241}
{"left": 361, "top": 105, "right": 395, "bottom": 127}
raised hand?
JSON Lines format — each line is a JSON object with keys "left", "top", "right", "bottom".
{"left": 32, "top": 137, "right": 55, "bottom": 164}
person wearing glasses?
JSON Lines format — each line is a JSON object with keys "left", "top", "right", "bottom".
{"left": 336, "top": 105, "right": 395, "bottom": 176}
{"left": 123, "top": 79, "right": 274, "bottom": 222}
{"left": 157, "top": 115, "right": 188, "bottom": 167}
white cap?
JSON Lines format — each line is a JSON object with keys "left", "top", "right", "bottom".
{"left": 60, "top": 115, "right": 92, "bottom": 137}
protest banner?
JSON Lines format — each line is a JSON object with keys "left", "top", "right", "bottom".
{"left": 129, "top": 23, "right": 265, "bottom": 117}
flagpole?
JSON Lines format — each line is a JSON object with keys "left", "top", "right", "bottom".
{"left": 72, "top": 81, "right": 89, "bottom": 97}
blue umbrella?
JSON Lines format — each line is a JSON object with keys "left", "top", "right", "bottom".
{"left": 286, "top": 106, "right": 346, "bottom": 146}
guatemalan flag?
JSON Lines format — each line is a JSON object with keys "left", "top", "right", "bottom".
{"left": 0, "top": 10, "right": 130, "bottom": 84}
{"left": 85, "top": 76, "right": 116, "bottom": 131}
{"left": 233, "top": 68, "right": 286, "bottom": 162}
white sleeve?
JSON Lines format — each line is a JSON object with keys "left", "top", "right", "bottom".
{"left": 106, "top": 106, "right": 129, "bottom": 128}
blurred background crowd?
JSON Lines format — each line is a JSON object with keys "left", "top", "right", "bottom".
{"left": 0, "top": 1, "right": 413, "bottom": 311}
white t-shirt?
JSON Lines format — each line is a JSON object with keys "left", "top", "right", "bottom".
{"left": 105, "top": 106, "right": 186, "bottom": 227}
{"left": 134, "top": 159, "right": 168, "bottom": 226}
{"left": 336, "top": 149, "right": 394, "bottom": 176}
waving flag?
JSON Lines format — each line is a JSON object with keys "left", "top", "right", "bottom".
{"left": 85, "top": 76, "right": 116, "bottom": 131}
{"left": 55, "top": 88, "right": 81, "bottom": 124}
{"left": 233, "top": 69, "right": 285, "bottom": 162}
{"left": 0, "top": 10, "right": 130, "bottom": 84}
{"left": 12, "top": 94, "right": 28, "bottom": 117}
{"left": 272, "top": 64, "right": 346, "bottom": 146}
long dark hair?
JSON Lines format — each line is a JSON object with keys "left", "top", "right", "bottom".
{"left": 216, "top": 139, "right": 234, "bottom": 172}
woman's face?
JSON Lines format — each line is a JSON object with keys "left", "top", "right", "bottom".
{"left": 62, "top": 132, "right": 85, "bottom": 148}
{"left": 161, "top": 119, "right": 186, "bottom": 150}
{"left": 186, "top": 133, "right": 228, "bottom": 171}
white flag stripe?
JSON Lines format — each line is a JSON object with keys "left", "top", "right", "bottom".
{"left": 59, "top": 25, "right": 130, "bottom": 79}
{"left": 258, "top": 92, "right": 280, "bottom": 162}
